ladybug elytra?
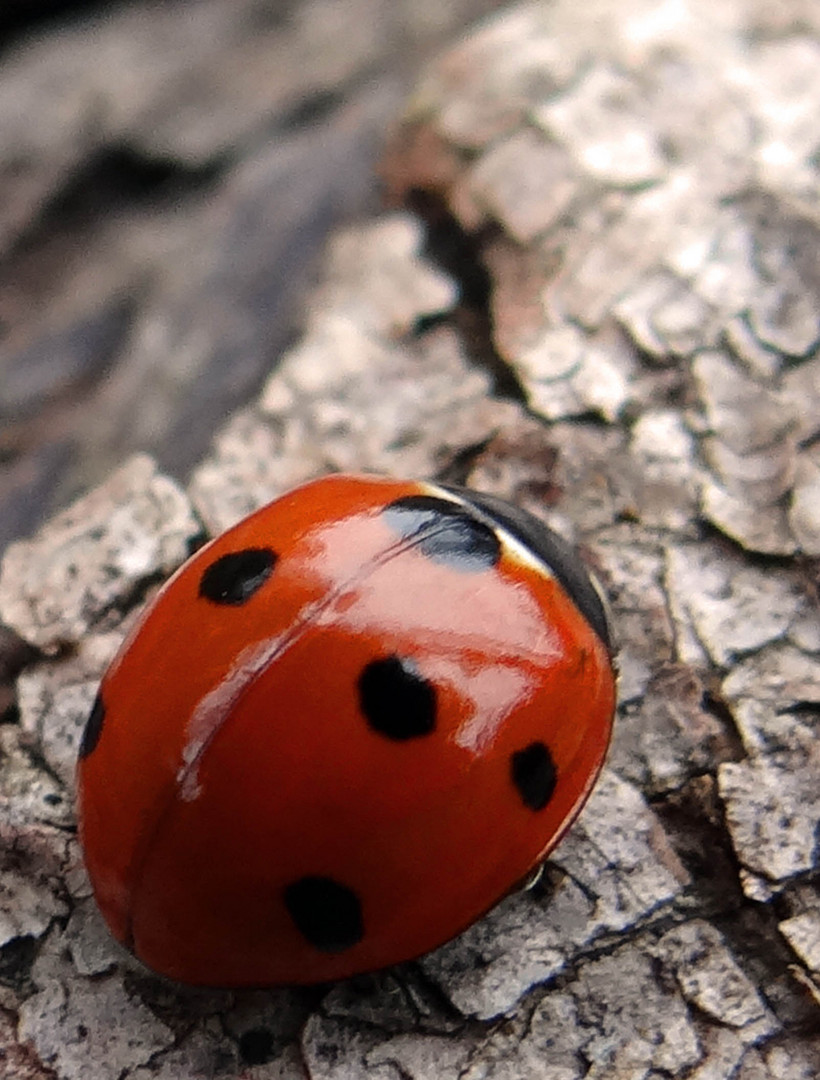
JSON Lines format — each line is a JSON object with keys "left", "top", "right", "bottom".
{"left": 77, "top": 474, "right": 616, "bottom": 986}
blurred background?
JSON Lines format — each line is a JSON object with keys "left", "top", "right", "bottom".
{"left": 0, "top": 0, "right": 504, "bottom": 551}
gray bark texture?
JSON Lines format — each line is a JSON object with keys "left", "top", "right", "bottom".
{"left": 1, "top": 1, "right": 820, "bottom": 1077}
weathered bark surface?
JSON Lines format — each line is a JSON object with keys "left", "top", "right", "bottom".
{"left": 1, "top": 1, "right": 820, "bottom": 1077}
{"left": 0, "top": 0, "right": 504, "bottom": 549}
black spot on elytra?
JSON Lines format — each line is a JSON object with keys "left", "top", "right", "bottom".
{"left": 441, "top": 485, "right": 613, "bottom": 653}
{"left": 382, "top": 494, "right": 500, "bottom": 571}
{"left": 78, "top": 692, "right": 105, "bottom": 759}
{"left": 358, "top": 656, "right": 436, "bottom": 741}
{"left": 284, "top": 876, "right": 364, "bottom": 953}
{"left": 511, "top": 741, "right": 557, "bottom": 811}
{"left": 198, "top": 548, "right": 276, "bottom": 605}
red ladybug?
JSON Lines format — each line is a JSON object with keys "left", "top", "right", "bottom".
{"left": 76, "top": 474, "right": 616, "bottom": 986}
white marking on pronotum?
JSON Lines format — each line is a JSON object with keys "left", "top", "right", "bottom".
{"left": 425, "top": 482, "right": 557, "bottom": 579}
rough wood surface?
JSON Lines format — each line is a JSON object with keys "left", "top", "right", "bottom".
{"left": 0, "top": 0, "right": 504, "bottom": 549}
{"left": 1, "top": 1, "right": 820, "bottom": 1077}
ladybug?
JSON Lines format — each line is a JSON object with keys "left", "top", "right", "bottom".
{"left": 76, "top": 474, "right": 616, "bottom": 986}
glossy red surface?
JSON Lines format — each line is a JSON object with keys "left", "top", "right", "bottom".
{"left": 76, "top": 474, "right": 616, "bottom": 986}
